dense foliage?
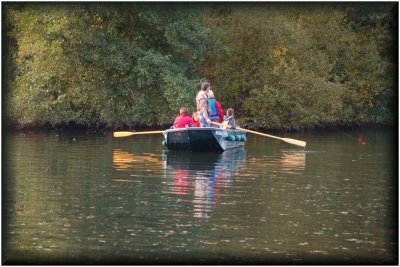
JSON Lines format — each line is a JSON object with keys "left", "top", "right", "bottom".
{"left": 203, "top": 3, "right": 397, "bottom": 129}
{"left": 4, "top": 3, "right": 397, "bottom": 130}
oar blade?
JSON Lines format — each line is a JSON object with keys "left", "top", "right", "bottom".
{"left": 113, "top": 131, "right": 135, "bottom": 138}
{"left": 281, "top": 138, "right": 306, "bottom": 148}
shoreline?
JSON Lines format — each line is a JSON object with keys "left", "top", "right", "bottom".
{"left": 3, "top": 121, "right": 395, "bottom": 135}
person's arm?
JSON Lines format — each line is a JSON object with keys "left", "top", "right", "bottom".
{"left": 216, "top": 101, "right": 224, "bottom": 123}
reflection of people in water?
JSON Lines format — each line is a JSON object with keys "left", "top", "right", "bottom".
{"left": 173, "top": 169, "right": 191, "bottom": 195}
{"left": 165, "top": 149, "right": 246, "bottom": 218}
{"left": 192, "top": 169, "right": 221, "bottom": 218}
{"left": 355, "top": 134, "right": 367, "bottom": 145}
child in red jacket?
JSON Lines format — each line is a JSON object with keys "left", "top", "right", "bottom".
{"left": 191, "top": 112, "right": 201, "bottom": 127}
{"left": 173, "top": 107, "right": 195, "bottom": 128}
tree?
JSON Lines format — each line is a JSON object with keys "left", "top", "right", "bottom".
{"left": 5, "top": 3, "right": 211, "bottom": 128}
{"left": 203, "top": 3, "right": 396, "bottom": 129}
{"left": 5, "top": 3, "right": 396, "bottom": 129}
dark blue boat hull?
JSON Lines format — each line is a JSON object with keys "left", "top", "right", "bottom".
{"left": 164, "top": 127, "right": 246, "bottom": 152}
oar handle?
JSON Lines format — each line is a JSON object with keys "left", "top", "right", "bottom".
{"left": 210, "top": 121, "right": 230, "bottom": 128}
{"left": 236, "top": 127, "right": 281, "bottom": 140}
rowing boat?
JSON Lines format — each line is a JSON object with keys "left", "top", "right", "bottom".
{"left": 163, "top": 127, "right": 246, "bottom": 152}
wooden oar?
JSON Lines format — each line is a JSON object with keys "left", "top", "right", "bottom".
{"left": 211, "top": 121, "right": 306, "bottom": 148}
{"left": 113, "top": 131, "right": 164, "bottom": 138}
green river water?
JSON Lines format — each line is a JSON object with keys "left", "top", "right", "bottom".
{"left": 2, "top": 128, "right": 397, "bottom": 264}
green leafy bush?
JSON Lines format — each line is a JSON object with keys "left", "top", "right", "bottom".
{"left": 4, "top": 3, "right": 396, "bottom": 129}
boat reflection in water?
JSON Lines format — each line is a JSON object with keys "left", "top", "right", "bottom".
{"left": 163, "top": 149, "right": 247, "bottom": 218}
{"left": 112, "top": 148, "right": 246, "bottom": 218}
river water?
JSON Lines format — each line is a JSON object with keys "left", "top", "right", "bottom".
{"left": 2, "top": 128, "right": 397, "bottom": 264}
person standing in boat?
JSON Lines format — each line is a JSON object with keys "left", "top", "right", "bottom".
{"left": 207, "top": 90, "right": 224, "bottom": 124}
{"left": 173, "top": 107, "right": 195, "bottom": 128}
{"left": 196, "top": 82, "right": 212, "bottom": 127}
{"left": 223, "top": 108, "right": 236, "bottom": 129}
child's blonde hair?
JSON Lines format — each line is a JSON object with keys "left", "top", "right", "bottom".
{"left": 226, "top": 108, "right": 234, "bottom": 116}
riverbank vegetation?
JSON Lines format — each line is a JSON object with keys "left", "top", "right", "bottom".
{"left": 3, "top": 2, "right": 397, "bottom": 130}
